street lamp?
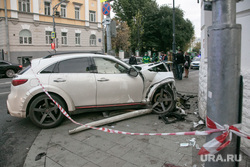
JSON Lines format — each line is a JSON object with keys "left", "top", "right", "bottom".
{"left": 52, "top": 0, "right": 65, "bottom": 53}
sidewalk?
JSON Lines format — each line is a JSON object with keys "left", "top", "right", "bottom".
{"left": 23, "top": 70, "right": 246, "bottom": 167}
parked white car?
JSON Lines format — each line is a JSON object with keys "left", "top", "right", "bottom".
{"left": 190, "top": 57, "right": 201, "bottom": 69}
{"left": 7, "top": 52, "right": 176, "bottom": 128}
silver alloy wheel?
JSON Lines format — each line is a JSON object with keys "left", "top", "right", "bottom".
{"left": 6, "top": 69, "right": 15, "bottom": 78}
{"left": 152, "top": 86, "right": 175, "bottom": 114}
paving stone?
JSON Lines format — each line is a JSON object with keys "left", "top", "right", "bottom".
{"left": 45, "top": 157, "right": 62, "bottom": 167}
{"left": 126, "top": 139, "right": 149, "bottom": 152}
{"left": 82, "top": 162, "right": 100, "bottom": 167}
{"left": 107, "top": 145, "right": 132, "bottom": 157}
{"left": 84, "top": 150, "right": 110, "bottom": 164}
{"left": 49, "top": 133, "right": 97, "bottom": 157}
{"left": 140, "top": 143, "right": 184, "bottom": 164}
{"left": 88, "top": 128, "right": 134, "bottom": 146}
{"left": 98, "top": 156, "right": 126, "bottom": 167}
{"left": 121, "top": 150, "right": 164, "bottom": 167}
{"left": 177, "top": 154, "right": 193, "bottom": 167}
{"left": 148, "top": 136, "right": 179, "bottom": 152}
{"left": 47, "top": 145, "right": 88, "bottom": 167}
{"left": 122, "top": 162, "right": 139, "bottom": 167}
{"left": 70, "top": 131, "right": 93, "bottom": 142}
{"left": 82, "top": 135, "right": 116, "bottom": 151}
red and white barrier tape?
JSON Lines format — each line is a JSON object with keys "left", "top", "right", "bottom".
{"left": 32, "top": 70, "right": 250, "bottom": 155}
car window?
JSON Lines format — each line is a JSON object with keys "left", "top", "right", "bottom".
{"left": 40, "top": 63, "right": 56, "bottom": 73}
{"left": 148, "top": 64, "right": 168, "bottom": 72}
{"left": 19, "top": 65, "right": 31, "bottom": 75}
{"left": 93, "top": 57, "right": 128, "bottom": 74}
{"left": 55, "top": 57, "right": 90, "bottom": 73}
{"left": 0, "top": 62, "right": 9, "bottom": 65}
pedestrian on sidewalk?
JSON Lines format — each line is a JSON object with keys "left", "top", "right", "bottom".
{"left": 184, "top": 52, "right": 191, "bottom": 78}
{"left": 142, "top": 52, "right": 151, "bottom": 64}
{"left": 175, "top": 50, "right": 185, "bottom": 80}
{"left": 129, "top": 54, "right": 137, "bottom": 65}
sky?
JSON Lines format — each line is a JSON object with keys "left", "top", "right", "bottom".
{"left": 156, "top": 0, "right": 201, "bottom": 38}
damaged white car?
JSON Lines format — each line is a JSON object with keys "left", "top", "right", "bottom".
{"left": 7, "top": 52, "right": 176, "bottom": 128}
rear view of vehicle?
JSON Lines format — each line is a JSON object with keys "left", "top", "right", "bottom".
{"left": 7, "top": 58, "right": 66, "bottom": 128}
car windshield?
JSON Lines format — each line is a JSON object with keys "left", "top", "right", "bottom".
{"left": 193, "top": 57, "right": 201, "bottom": 61}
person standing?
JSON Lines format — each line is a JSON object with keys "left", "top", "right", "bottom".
{"left": 183, "top": 52, "right": 191, "bottom": 78}
{"left": 152, "top": 53, "right": 159, "bottom": 63}
{"left": 142, "top": 52, "right": 151, "bottom": 64}
{"left": 129, "top": 54, "right": 137, "bottom": 65}
{"left": 175, "top": 50, "right": 185, "bottom": 80}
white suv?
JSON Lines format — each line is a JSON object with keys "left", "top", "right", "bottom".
{"left": 7, "top": 52, "right": 176, "bottom": 128}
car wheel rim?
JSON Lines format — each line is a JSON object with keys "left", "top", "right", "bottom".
{"left": 33, "top": 98, "right": 61, "bottom": 126}
{"left": 153, "top": 88, "right": 173, "bottom": 114}
{"left": 6, "top": 69, "right": 14, "bottom": 78}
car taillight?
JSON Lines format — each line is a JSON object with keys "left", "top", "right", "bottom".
{"left": 12, "top": 79, "right": 28, "bottom": 86}
{"left": 19, "top": 65, "right": 23, "bottom": 68}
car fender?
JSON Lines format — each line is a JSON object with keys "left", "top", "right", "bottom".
{"left": 145, "top": 78, "right": 176, "bottom": 103}
{"left": 22, "top": 85, "right": 75, "bottom": 114}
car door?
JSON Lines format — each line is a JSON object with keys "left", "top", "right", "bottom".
{"left": 48, "top": 57, "right": 96, "bottom": 107}
{"left": 93, "top": 57, "right": 144, "bottom": 105}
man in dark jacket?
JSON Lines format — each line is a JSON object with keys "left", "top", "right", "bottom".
{"left": 129, "top": 55, "right": 137, "bottom": 65}
{"left": 175, "top": 50, "right": 185, "bottom": 80}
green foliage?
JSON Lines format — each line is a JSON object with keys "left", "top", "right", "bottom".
{"left": 112, "top": 0, "right": 195, "bottom": 53}
{"left": 192, "top": 42, "right": 201, "bottom": 53}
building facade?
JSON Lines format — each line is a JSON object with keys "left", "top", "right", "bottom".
{"left": 199, "top": 0, "right": 250, "bottom": 156}
{"left": 0, "top": 0, "right": 103, "bottom": 65}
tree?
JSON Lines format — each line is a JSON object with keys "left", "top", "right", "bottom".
{"left": 112, "top": 0, "right": 195, "bottom": 54}
{"left": 111, "top": 19, "right": 131, "bottom": 54}
{"left": 192, "top": 42, "right": 201, "bottom": 53}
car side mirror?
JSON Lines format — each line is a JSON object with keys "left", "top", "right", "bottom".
{"left": 128, "top": 68, "right": 138, "bottom": 77}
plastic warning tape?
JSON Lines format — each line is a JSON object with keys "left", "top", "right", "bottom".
{"left": 32, "top": 69, "right": 250, "bottom": 155}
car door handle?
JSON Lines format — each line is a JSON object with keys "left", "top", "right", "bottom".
{"left": 97, "top": 78, "right": 109, "bottom": 82}
{"left": 53, "top": 78, "right": 66, "bottom": 82}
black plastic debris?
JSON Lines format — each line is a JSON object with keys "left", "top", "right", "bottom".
{"left": 159, "top": 109, "right": 186, "bottom": 124}
{"left": 35, "top": 152, "right": 46, "bottom": 161}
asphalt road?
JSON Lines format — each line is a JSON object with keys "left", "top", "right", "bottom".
{"left": 0, "top": 77, "right": 41, "bottom": 167}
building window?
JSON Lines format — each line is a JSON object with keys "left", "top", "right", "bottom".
{"left": 75, "top": 7, "right": 80, "bottom": 19}
{"left": 89, "top": 11, "right": 96, "bottom": 22}
{"left": 44, "top": 2, "right": 51, "bottom": 15}
{"left": 18, "top": 0, "right": 30, "bottom": 12}
{"left": 75, "top": 33, "right": 80, "bottom": 45}
{"left": 45, "top": 31, "right": 52, "bottom": 44}
{"left": 61, "top": 4, "right": 66, "bottom": 17}
{"left": 90, "top": 34, "right": 96, "bottom": 46}
{"left": 19, "top": 29, "right": 32, "bottom": 45}
{"left": 62, "top": 32, "right": 67, "bottom": 45}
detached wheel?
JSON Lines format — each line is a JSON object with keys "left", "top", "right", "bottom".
{"left": 29, "top": 94, "right": 66, "bottom": 128}
{"left": 152, "top": 86, "right": 176, "bottom": 115}
{"left": 6, "top": 69, "right": 15, "bottom": 78}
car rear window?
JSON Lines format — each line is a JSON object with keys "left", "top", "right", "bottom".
{"left": 40, "top": 63, "right": 56, "bottom": 73}
{"left": 19, "top": 65, "right": 31, "bottom": 75}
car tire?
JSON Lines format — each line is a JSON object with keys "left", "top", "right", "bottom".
{"left": 152, "top": 86, "right": 176, "bottom": 115}
{"left": 29, "top": 94, "right": 66, "bottom": 128}
{"left": 5, "top": 69, "right": 15, "bottom": 78}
